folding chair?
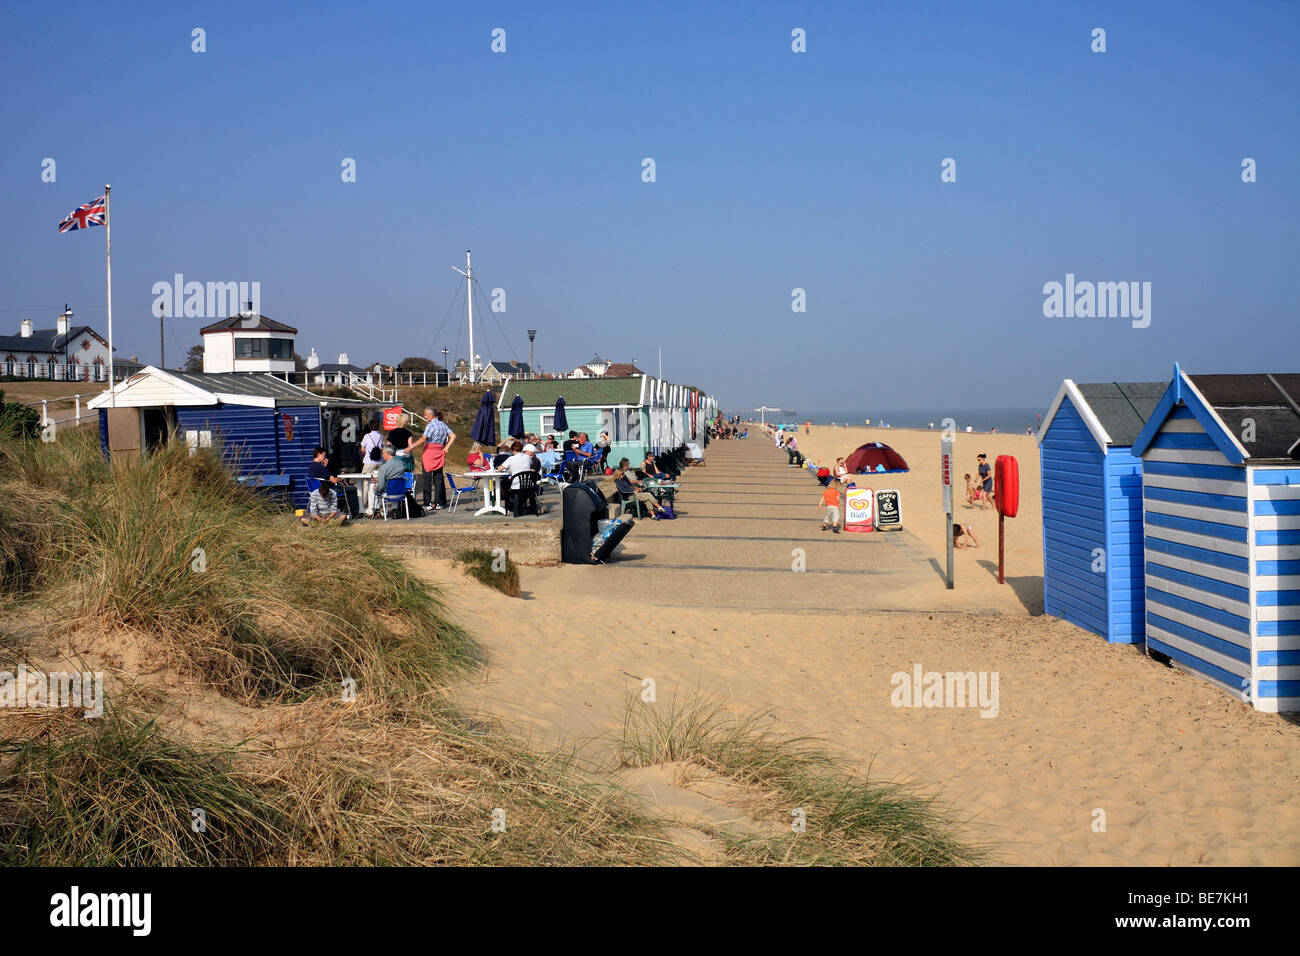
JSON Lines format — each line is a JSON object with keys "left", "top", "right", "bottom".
{"left": 445, "top": 474, "right": 479, "bottom": 515}
{"left": 380, "top": 475, "right": 412, "bottom": 520}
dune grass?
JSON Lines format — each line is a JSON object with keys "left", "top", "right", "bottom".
{"left": 618, "top": 691, "right": 985, "bottom": 865}
{"left": 0, "top": 424, "right": 980, "bottom": 866}
{"left": 0, "top": 425, "right": 677, "bottom": 865}
{"left": 453, "top": 547, "right": 521, "bottom": 597}
{"left": 0, "top": 428, "right": 475, "bottom": 702}
{"left": 0, "top": 707, "right": 291, "bottom": 866}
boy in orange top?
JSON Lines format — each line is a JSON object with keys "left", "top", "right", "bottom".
{"left": 820, "top": 482, "right": 842, "bottom": 534}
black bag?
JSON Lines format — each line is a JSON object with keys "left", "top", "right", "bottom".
{"left": 404, "top": 493, "right": 424, "bottom": 518}
{"left": 368, "top": 444, "right": 382, "bottom": 462}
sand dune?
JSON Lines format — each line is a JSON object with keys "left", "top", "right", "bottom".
{"left": 419, "top": 427, "right": 1300, "bottom": 866}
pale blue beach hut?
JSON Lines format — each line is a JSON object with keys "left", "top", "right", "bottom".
{"left": 1129, "top": 365, "right": 1300, "bottom": 713}
{"left": 1037, "top": 380, "right": 1166, "bottom": 643}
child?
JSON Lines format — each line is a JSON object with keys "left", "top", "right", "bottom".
{"left": 964, "top": 473, "right": 980, "bottom": 507}
{"left": 953, "top": 523, "right": 979, "bottom": 549}
{"left": 820, "top": 482, "right": 842, "bottom": 534}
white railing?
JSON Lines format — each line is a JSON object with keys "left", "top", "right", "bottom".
{"left": 23, "top": 393, "right": 96, "bottom": 428}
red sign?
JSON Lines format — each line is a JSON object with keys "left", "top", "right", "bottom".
{"left": 940, "top": 438, "right": 954, "bottom": 514}
{"left": 282, "top": 413, "right": 294, "bottom": 442}
{"left": 382, "top": 406, "right": 405, "bottom": 431}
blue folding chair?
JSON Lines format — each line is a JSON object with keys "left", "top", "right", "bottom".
{"left": 305, "top": 476, "right": 322, "bottom": 494}
{"left": 445, "top": 473, "right": 479, "bottom": 514}
{"left": 381, "top": 474, "right": 413, "bottom": 520}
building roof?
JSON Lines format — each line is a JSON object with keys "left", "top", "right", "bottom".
{"left": 486, "top": 360, "right": 531, "bottom": 374}
{"left": 1187, "top": 372, "right": 1300, "bottom": 460}
{"left": 605, "top": 363, "right": 643, "bottom": 376}
{"left": 500, "top": 376, "right": 644, "bottom": 408}
{"left": 1038, "top": 379, "right": 1166, "bottom": 450}
{"left": 0, "top": 325, "right": 107, "bottom": 354}
{"left": 316, "top": 363, "right": 366, "bottom": 373}
{"left": 1129, "top": 367, "right": 1300, "bottom": 463}
{"left": 1074, "top": 381, "right": 1167, "bottom": 446}
{"left": 199, "top": 314, "right": 298, "bottom": 334}
{"left": 89, "top": 367, "right": 363, "bottom": 410}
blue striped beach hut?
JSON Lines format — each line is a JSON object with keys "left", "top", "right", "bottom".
{"left": 1038, "top": 380, "right": 1166, "bottom": 643}
{"left": 1130, "top": 365, "right": 1300, "bottom": 712}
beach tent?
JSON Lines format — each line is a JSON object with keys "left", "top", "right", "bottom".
{"left": 1037, "top": 379, "right": 1166, "bottom": 643}
{"left": 1129, "top": 365, "right": 1300, "bottom": 712}
{"left": 846, "top": 442, "right": 909, "bottom": 474}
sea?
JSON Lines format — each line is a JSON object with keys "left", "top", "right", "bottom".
{"left": 789, "top": 408, "right": 1046, "bottom": 434}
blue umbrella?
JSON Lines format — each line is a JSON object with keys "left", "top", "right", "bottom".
{"left": 508, "top": 394, "right": 525, "bottom": 439}
{"left": 553, "top": 397, "right": 568, "bottom": 433}
{"left": 470, "top": 390, "right": 498, "bottom": 446}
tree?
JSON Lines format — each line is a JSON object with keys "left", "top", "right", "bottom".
{"left": 399, "top": 356, "right": 443, "bottom": 372}
{"left": 183, "top": 344, "right": 204, "bottom": 373}
{"left": 0, "top": 389, "right": 39, "bottom": 439}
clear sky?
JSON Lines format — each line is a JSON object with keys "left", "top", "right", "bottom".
{"left": 2, "top": 0, "right": 1296, "bottom": 414}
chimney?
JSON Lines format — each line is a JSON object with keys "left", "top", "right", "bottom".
{"left": 337, "top": 352, "right": 349, "bottom": 365}
{"left": 305, "top": 348, "right": 320, "bottom": 370}
{"left": 56, "top": 309, "right": 69, "bottom": 336}
{"left": 20, "top": 318, "right": 33, "bottom": 338}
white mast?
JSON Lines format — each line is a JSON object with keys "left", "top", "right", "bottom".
{"left": 451, "top": 249, "right": 475, "bottom": 383}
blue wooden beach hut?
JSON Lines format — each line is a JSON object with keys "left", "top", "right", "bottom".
{"left": 88, "top": 366, "right": 369, "bottom": 510}
{"left": 1129, "top": 365, "right": 1300, "bottom": 713}
{"left": 1038, "top": 380, "right": 1166, "bottom": 643}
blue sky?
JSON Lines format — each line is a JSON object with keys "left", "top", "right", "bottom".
{"left": 2, "top": 0, "right": 1297, "bottom": 414}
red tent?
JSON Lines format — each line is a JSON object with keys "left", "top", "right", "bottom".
{"left": 845, "top": 442, "right": 909, "bottom": 474}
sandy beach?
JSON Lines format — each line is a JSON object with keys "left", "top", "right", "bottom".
{"left": 421, "top": 426, "right": 1300, "bottom": 866}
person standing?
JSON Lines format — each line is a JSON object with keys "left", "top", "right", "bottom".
{"left": 388, "top": 418, "right": 415, "bottom": 473}
{"left": 414, "top": 407, "right": 454, "bottom": 511}
{"left": 820, "top": 481, "right": 842, "bottom": 534}
{"left": 976, "top": 454, "right": 994, "bottom": 510}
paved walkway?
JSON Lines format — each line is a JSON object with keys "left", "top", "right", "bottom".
{"left": 581, "top": 438, "right": 1010, "bottom": 615}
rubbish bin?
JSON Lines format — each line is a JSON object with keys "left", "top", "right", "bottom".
{"left": 562, "top": 481, "right": 609, "bottom": 564}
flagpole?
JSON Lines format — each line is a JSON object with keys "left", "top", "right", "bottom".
{"left": 104, "top": 184, "right": 114, "bottom": 408}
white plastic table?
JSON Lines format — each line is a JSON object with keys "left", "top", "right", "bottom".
{"left": 339, "top": 472, "right": 375, "bottom": 514}
{"left": 463, "top": 470, "right": 509, "bottom": 516}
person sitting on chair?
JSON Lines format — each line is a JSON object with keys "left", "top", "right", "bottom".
{"left": 638, "top": 452, "right": 672, "bottom": 483}
{"left": 467, "top": 441, "right": 490, "bottom": 471}
{"left": 373, "top": 444, "right": 406, "bottom": 518}
{"left": 613, "top": 458, "right": 668, "bottom": 519}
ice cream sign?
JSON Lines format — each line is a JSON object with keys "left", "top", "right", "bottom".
{"left": 845, "top": 485, "right": 874, "bottom": 533}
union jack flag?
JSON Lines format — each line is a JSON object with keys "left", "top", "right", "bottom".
{"left": 58, "top": 195, "right": 106, "bottom": 233}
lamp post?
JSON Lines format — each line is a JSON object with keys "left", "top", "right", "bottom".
{"left": 527, "top": 329, "right": 536, "bottom": 380}
{"left": 442, "top": 347, "right": 450, "bottom": 386}
{"left": 156, "top": 301, "right": 165, "bottom": 369}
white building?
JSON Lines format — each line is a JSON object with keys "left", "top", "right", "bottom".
{"left": 199, "top": 310, "right": 297, "bottom": 374}
{"left": 1, "top": 308, "right": 111, "bottom": 381}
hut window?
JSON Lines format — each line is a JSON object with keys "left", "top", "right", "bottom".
{"left": 540, "top": 413, "right": 554, "bottom": 434}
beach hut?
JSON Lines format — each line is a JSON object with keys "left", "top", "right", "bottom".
{"left": 497, "top": 374, "right": 708, "bottom": 465}
{"left": 1129, "top": 366, "right": 1300, "bottom": 712}
{"left": 88, "top": 366, "right": 369, "bottom": 510}
{"left": 1037, "top": 379, "right": 1167, "bottom": 643}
